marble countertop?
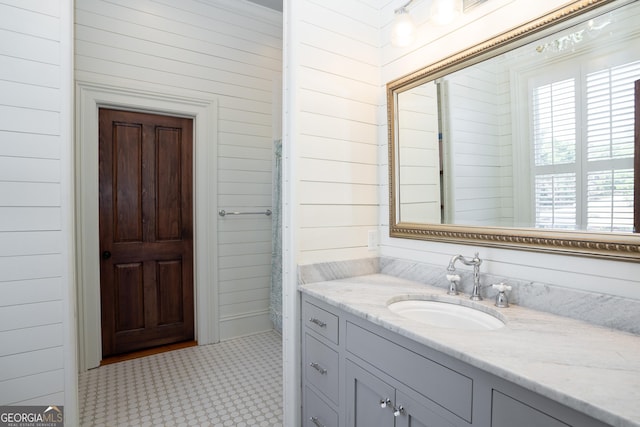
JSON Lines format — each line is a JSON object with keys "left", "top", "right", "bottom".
{"left": 299, "top": 274, "right": 640, "bottom": 427}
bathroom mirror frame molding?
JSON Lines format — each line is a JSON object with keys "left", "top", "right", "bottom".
{"left": 387, "top": 0, "right": 640, "bottom": 262}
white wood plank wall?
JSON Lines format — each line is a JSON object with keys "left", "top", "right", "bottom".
{"left": 75, "top": 0, "right": 282, "bottom": 339}
{"left": 397, "top": 83, "right": 441, "bottom": 223}
{"left": 0, "top": 0, "right": 70, "bottom": 406}
{"left": 291, "top": 0, "right": 381, "bottom": 265}
{"left": 445, "top": 62, "right": 513, "bottom": 226}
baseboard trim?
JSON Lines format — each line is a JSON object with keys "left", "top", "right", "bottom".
{"left": 219, "top": 310, "right": 273, "bottom": 340}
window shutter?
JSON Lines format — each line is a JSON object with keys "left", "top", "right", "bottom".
{"left": 584, "top": 60, "right": 639, "bottom": 231}
{"left": 532, "top": 78, "right": 577, "bottom": 228}
{"left": 533, "top": 79, "right": 576, "bottom": 167}
{"left": 531, "top": 59, "right": 639, "bottom": 231}
{"left": 535, "top": 173, "right": 577, "bottom": 229}
{"left": 586, "top": 168, "right": 634, "bottom": 232}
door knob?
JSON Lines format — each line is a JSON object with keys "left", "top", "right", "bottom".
{"left": 102, "top": 251, "right": 112, "bottom": 259}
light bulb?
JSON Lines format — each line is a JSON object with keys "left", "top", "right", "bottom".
{"left": 392, "top": 8, "right": 416, "bottom": 47}
{"left": 430, "top": 0, "right": 461, "bottom": 26}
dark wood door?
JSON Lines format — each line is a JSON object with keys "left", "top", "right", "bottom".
{"left": 99, "top": 108, "right": 194, "bottom": 358}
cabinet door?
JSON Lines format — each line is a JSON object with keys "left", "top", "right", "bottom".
{"left": 395, "top": 390, "right": 457, "bottom": 427}
{"left": 346, "top": 360, "right": 395, "bottom": 427}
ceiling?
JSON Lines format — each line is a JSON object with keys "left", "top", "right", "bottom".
{"left": 246, "top": 0, "right": 283, "bottom": 12}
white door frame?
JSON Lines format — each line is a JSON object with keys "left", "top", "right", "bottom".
{"left": 75, "top": 82, "right": 219, "bottom": 370}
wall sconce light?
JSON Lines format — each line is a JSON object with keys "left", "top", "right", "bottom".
{"left": 391, "top": 0, "right": 416, "bottom": 47}
{"left": 392, "top": 0, "right": 466, "bottom": 47}
{"left": 430, "top": 0, "right": 462, "bottom": 26}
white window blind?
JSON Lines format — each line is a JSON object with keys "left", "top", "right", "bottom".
{"left": 587, "top": 168, "right": 634, "bottom": 231}
{"left": 531, "top": 59, "right": 639, "bottom": 231}
{"left": 533, "top": 79, "right": 576, "bottom": 168}
{"left": 535, "top": 173, "right": 576, "bottom": 229}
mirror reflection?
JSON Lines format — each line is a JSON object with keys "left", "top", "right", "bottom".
{"left": 395, "top": 0, "right": 640, "bottom": 232}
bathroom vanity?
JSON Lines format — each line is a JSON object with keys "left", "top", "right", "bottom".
{"left": 300, "top": 275, "right": 640, "bottom": 427}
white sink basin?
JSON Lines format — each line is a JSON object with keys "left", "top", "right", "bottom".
{"left": 388, "top": 299, "right": 505, "bottom": 330}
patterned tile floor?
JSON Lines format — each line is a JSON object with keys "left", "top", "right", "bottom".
{"left": 79, "top": 331, "right": 283, "bottom": 427}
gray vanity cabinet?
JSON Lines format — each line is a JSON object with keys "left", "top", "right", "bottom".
{"left": 345, "top": 321, "right": 473, "bottom": 425}
{"left": 396, "top": 390, "right": 455, "bottom": 427}
{"left": 301, "top": 294, "right": 609, "bottom": 427}
{"left": 346, "top": 359, "right": 456, "bottom": 427}
{"left": 487, "top": 384, "right": 606, "bottom": 427}
{"left": 490, "top": 390, "right": 569, "bottom": 427}
{"left": 345, "top": 360, "right": 395, "bottom": 427}
{"left": 303, "top": 299, "right": 341, "bottom": 427}
{"left": 305, "top": 385, "right": 339, "bottom": 427}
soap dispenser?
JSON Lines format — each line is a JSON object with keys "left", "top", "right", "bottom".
{"left": 491, "top": 283, "right": 512, "bottom": 308}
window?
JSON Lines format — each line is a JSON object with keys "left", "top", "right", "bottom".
{"left": 531, "top": 59, "right": 639, "bottom": 231}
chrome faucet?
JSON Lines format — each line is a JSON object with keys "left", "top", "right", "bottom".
{"left": 447, "top": 253, "right": 483, "bottom": 301}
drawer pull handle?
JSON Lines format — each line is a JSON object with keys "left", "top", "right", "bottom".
{"left": 393, "top": 405, "right": 405, "bottom": 417}
{"left": 309, "top": 362, "right": 327, "bottom": 375}
{"left": 380, "top": 398, "right": 391, "bottom": 408}
{"left": 309, "top": 317, "right": 327, "bottom": 328}
{"left": 310, "top": 416, "right": 325, "bottom": 427}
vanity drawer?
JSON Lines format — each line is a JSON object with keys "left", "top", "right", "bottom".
{"left": 303, "top": 300, "right": 339, "bottom": 344}
{"left": 346, "top": 322, "right": 473, "bottom": 422}
{"left": 491, "top": 390, "right": 569, "bottom": 427}
{"left": 304, "top": 386, "right": 338, "bottom": 427}
{"left": 305, "top": 333, "right": 339, "bottom": 405}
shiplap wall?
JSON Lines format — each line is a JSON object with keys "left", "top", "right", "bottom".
{"left": 444, "top": 61, "right": 514, "bottom": 226}
{"left": 380, "top": 0, "right": 640, "bottom": 300}
{"left": 0, "top": 0, "right": 74, "bottom": 411}
{"left": 75, "top": 0, "right": 282, "bottom": 340}
{"left": 289, "top": 0, "right": 380, "bottom": 265}
{"left": 283, "top": 4, "right": 379, "bottom": 421}
{"left": 397, "top": 83, "right": 441, "bottom": 223}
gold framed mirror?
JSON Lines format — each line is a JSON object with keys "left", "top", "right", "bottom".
{"left": 388, "top": 0, "right": 640, "bottom": 261}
